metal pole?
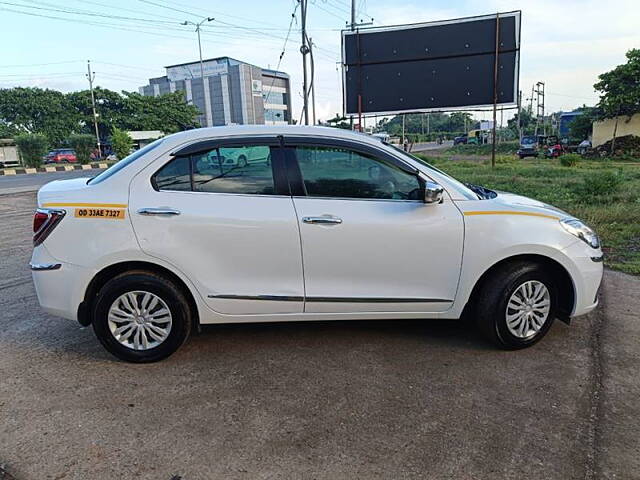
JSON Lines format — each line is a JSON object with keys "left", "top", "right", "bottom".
{"left": 86, "top": 60, "right": 101, "bottom": 158}
{"left": 491, "top": 13, "right": 500, "bottom": 168}
{"left": 517, "top": 90, "right": 522, "bottom": 142}
{"left": 183, "top": 18, "right": 213, "bottom": 127}
{"left": 300, "top": 0, "right": 309, "bottom": 125}
{"left": 196, "top": 25, "right": 209, "bottom": 127}
{"left": 349, "top": 0, "right": 355, "bottom": 130}
{"left": 310, "top": 37, "right": 316, "bottom": 125}
{"left": 402, "top": 114, "right": 406, "bottom": 149}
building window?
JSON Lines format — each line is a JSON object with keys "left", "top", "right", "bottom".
{"left": 264, "top": 109, "right": 288, "bottom": 123}
{"left": 262, "top": 91, "right": 287, "bottom": 105}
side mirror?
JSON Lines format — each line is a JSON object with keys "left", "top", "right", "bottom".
{"left": 424, "top": 180, "right": 444, "bottom": 204}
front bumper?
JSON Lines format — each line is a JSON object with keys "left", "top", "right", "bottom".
{"left": 561, "top": 241, "right": 604, "bottom": 317}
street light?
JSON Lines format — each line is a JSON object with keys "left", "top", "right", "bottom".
{"left": 182, "top": 17, "right": 214, "bottom": 127}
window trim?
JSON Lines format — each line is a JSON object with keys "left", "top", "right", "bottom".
{"left": 283, "top": 137, "right": 425, "bottom": 202}
{"left": 151, "top": 137, "right": 289, "bottom": 196}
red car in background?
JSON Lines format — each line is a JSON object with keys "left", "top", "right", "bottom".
{"left": 44, "top": 149, "right": 77, "bottom": 164}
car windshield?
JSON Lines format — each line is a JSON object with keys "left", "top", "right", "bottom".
{"left": 386, "top": 144, "right": 479, "bottom": 200}
{"left": 89, "top": 138, "right": 164, "bottom": 185}
{"left": 521, "top": 136, "right": 536, "bottom": 145}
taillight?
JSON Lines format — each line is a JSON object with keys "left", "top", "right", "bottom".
{"left": 33, "top": 208, "right": 66, "bottom": 246}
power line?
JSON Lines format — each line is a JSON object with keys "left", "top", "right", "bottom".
{"left": 0, "top": 60, "right": 82, "bottom": 68}
{"left": 6, "top": 0, "right": 178, "bottom": 24}
{"left": 0, "top": 6, "right": 282, "bottom": 47}
{"left": 264, "top": 3, "right": 299, "bottom": 104}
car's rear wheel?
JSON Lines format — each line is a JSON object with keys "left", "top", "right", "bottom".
{"left": 92, "top": 271, "right": 192, "bottom": 362}
{"left": 475, "top": 262, "right": 556, "bottom": 349}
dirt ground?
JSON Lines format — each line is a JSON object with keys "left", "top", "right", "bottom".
{"left": 1, "top": 191, "right": 638, "bottom": 480}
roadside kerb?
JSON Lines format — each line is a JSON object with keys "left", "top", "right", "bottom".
{"left": 0, "top": 162, "right": 112, "bottom": 176}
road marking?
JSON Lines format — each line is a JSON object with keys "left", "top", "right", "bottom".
{"left": 463, "top": 210, "right": 560, "bottom": 220}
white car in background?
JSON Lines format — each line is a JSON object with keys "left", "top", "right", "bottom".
{"left": 30, "top": 126, "right": 603, "bottom": 362}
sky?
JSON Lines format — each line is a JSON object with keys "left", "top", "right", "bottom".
{"left": 1, "top": 0, "right": 639, "bottom": 124}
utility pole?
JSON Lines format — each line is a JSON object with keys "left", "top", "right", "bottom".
{"left": 490, "top": 13, "right": 500, "bottom": 168}
{"left": 517, "top": 89, "right": 523, "bottom": 142}
{"left": 299, "top": 0, "right": 310, "bottom": 125}
{"left": 534, "top": 81, "right": 545, "bottom": 136}
{"left": 346, "top": 0, "right": 373, "bottom": 131}
{"left": 310, "top": 37, "right": 317, "bottom": 125}
{"left": 86, "top": 60, "right": 101, "bottom": 158}
{"left": 182, "top": 17, "right": 214, "bottom": 127}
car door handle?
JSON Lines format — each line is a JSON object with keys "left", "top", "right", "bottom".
{"left": 137, "top": 207, "right": 181, "bottom": 216}
{"left": 302, "top": 216, "right": 343, "bottom": 225}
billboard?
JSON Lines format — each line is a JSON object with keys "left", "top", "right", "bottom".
{"left": 342, "top": 11, "right": 521, "bottom": 116}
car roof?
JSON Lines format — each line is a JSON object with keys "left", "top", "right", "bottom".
{"left": 161, "top": 125, "right": 385, "bottom": 148}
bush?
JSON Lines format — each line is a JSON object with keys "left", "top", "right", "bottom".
{"left": 68, "top": 134, "right": 96, "bottom": 164}
{"left": 110, "top": 128, "right": 133, "bottom": 161}
{"left": 447, "top": 141, "right": 519, "bottom": 156}
{"left": 15, "top": 133, "right": 48, "bottom": 167}
{"left": 560, "top": 153, "right": 580, "bottom": 167}
{"left": 572, "top": 171, "right": 623, "bottom": 198}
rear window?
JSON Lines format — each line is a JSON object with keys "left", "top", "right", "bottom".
{"left": 89, "top": 138, "right": 164, "bottom": 185}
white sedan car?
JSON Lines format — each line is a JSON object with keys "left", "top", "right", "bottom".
{"left": 31, "top": 126, "right": 603, "bottom": 362}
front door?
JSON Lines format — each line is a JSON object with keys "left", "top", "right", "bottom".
{"left": 285, "top": 141, "right": 464, "bottom": 313}
{"left": 129, "top": 138, "right": 304, "bottom": 316}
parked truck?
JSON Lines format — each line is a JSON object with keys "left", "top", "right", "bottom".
{"left": 0, "top": 139, "right": 21, "bottom": 168}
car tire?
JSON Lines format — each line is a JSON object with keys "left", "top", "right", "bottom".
{"left": 238, "top": 155, "right": 247, "bottom": 167}
{"left": 475, "top": 261, "right": 556, "bottom": 349}
{"left": 92, "top": 270, "right": 192, "bottom": 362}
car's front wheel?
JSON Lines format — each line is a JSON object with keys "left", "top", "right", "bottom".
{"left": 92, "top": 271, "right": 192, "bottom": 362}
{"left": 475, "top": 262, "right": 556, "bottom": 349}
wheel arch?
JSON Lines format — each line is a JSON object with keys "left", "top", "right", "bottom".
{"left": 463, "top": 253, "right": 575, "bottom": 323}
{"left": 77, "top": 260, "right": 200, "bottom": 328}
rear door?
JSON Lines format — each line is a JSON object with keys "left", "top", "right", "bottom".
{"left": 284, "top": 137, "right": 464, "bottom": 314}
{"left": 129, "top": 137, "right": 304, "bottom": 316}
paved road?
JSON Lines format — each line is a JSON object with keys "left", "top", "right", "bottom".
{"left": 411, "top": 140, "right": 454, "bottom": 152}
{"left": 0, "top": 169, "right": 104, "bottom": 195}
{"left": 0, "top": 192, "right": 638, "bottom": 480}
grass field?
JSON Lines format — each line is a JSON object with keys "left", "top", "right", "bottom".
{"left": 417, "top": 154, "right": 640, "bottom": 275}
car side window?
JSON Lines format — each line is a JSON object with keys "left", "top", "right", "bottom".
{"left": 294, "top": 146, "right": 421, "bottom": 200}
{"left": 192, "top": 146, "right": 274, "bottom": 195}
{"left": 153, "top": 145, "right": 275, "bottom": 195}
{"left": 154, "top": 156, "right": 191, "bottom": 191}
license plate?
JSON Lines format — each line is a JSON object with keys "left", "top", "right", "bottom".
{"left": 74, "top": 208, "right": 125, "bottom": 220}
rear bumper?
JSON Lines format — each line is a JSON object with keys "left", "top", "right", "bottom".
{"left": 30, "top": 245, "right": 94, "bottom": 322}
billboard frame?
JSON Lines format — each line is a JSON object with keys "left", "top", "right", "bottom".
{"left": 341, "top": 11, "right": 521, "bottom": 118}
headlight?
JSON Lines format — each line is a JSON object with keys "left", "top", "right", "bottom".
{"left": 560, "top": 218, "right": 600, "bottom": 249}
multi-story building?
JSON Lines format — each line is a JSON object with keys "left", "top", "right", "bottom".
{"left": 139, "top": 56, "right": 292, "bottom": 127}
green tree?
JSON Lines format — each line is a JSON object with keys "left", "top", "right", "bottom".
{"left": 380, "top": 113, "right": 471, "bottom": 139}
{"left": 325, "top": 114, "right": 351, "bottom": 130}
{"left": 67, "top": 87, "right": 125, "bottom": 142}
{"left": 507, "top": 108, "right": 535, "bottom": 137}
{"left": 120, "top": 91, "right": 200, "bottom": 133}
{"left": 567, "top": 107, "right": 598, "bottom": 141}
{"left": 594, "top": 48, "right": 640, "bottom": 119}
{"left": 15, "top": 133, "right": 48, "bottom": 167}
{"left": 110, "top": 127, "right": 133, "bottom": 160}
{"left": 68, "top": 134, "right": 96, "bottom": 164}
{"left": 0, "top": 87, "right": 79, "bottom": 145}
